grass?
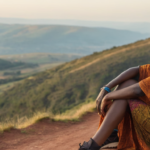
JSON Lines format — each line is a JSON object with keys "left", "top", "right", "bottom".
{"left": 0, "top": 101, "right": 96, "bottom": 133}
{"left": 0, "top": 80, "right": 22, "bottom": 95}
{"left": 0, "top": 53, "right": 80, "bottom": 87}
{"left": 53, "top": 101, "right": 96, "bottom": 122}
{"left": 0, "top": 62, "right": 64, "bottom": 96}
{"left": 0, "top": 53, "right": 81, "bottom": 65}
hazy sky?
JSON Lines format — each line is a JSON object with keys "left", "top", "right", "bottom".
{"left": 0, "top": 0, "right": 150, "bottom": 22}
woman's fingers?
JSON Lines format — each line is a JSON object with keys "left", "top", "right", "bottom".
{"left": 96, "top": 99, "right": 102, "bottom": 113}
{"left": 96, "top": 100, "right": 100, "bottom": 114}
{"left": 98, "top": 101, "right": 101, "bottom": 114}
{"left": 96, "top": 89, "right": 109, "bottom": 114}
{"left": 101, "top": 99, "right": 113, "bottom": 116}
{"left": 101, "top": 101, "right": 106, "bottom": 116}
{"left": 96, "top": 100, "right": 99, "bottom": 113}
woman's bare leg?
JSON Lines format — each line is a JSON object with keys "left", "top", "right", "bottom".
{"left": 93, "top": 99, "right": 127, "bottom": 145}
{"left": 93, "top": 79, "right": 137, "bottom": 146}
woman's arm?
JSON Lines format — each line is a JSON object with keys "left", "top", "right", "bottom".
{"left": 101, "top": 83, "right": 145, "bottom": 116}
{"left": 106, "top": 83, "right": 144, "bottom": 100}
{"left": 96, "top": 66, "right": 139, "bottom": 113}
{"left": 105, "top": 66, "right": 139, "bottom": 89}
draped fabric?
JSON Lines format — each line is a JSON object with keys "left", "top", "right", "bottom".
{"left": 98, "top": 64, "right": 150, "bottom": 150}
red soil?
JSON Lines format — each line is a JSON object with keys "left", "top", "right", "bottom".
{"left": 0, "top": 112, "right": 117, "bottom": 150}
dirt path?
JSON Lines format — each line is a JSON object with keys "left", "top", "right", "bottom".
{"left": 0, "top": 112, "right": 119, "bottom": 150}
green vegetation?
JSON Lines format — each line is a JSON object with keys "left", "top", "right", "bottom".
{"left": 0, "top": 53, "right": 80, "bottom": 86}
{"left": 3, "top": 71, "right": 21, "bottom": 76}
{"left": 0, "top": 58, "right": 38, "bottom": 70}
{"left": 0, "top": 53, "right": 81, "bottom": 65}
{"left": 0, "top": 80, "right": 22, "bottom": 95}
{"left": 0, "top": 58, "right": 38, "bottom": 85}
{"left": 0, "top": 38, "right": 150, "bottom": 121}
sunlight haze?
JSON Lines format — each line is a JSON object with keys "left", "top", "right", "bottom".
{"left": 0, "top": 0, "right": 150, "bottom": 22}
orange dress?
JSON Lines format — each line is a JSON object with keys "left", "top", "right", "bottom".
{"left": 98, "top": 64, "right": 150, "bottom": 150}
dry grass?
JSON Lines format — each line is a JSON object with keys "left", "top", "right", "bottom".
{"left": 0, "top": 121, "right": 14, "bottom": 133}
{"left": 53, "top": 101, "right": 96, "bottom": 121}
{"left": 0, "top": 101, "right": 96, "bottom": 132}
{"left": 69, "top": 39, "right": 150, "bottom": 74}
{"left": 0, "top": 80, "right": 22, "bottom": 95}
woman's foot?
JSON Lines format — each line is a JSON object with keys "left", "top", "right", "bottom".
{"left": 79, "top": 138, "right": 101, "bottom": 150}
{"left": 100, "top": 130, "right": 118, "bottom": 149}
{"left": 79, "top": 130, "right": 119, "bottom": 150}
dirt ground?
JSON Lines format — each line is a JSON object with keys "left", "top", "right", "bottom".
{"left": 0, "top": 112, "right": 118, "bottom": 150}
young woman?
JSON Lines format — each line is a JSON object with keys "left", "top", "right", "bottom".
{"left": 79, "top": 64, "right": 150, "bottom": 150}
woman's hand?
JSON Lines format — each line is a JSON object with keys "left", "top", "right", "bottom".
{"left": 96, "top": 88, "right": 109, "bottom": 115}
{"left": 101, "top": 95, "right": 113, "bottom": 116}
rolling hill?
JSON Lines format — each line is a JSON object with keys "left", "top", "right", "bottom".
{"left": 0, "top": 58, "right": 38, "bottom": 86}
{"left": 0, "top": 53, "right": 80, "bottom": 86}
{"left": 0, "top": 53, "right": 81, "bottom": 96}
{"left": 0, "top": 24, "right": 149, "bottom": 55}
{"left": 0, "top": 58, "right": 38, "bottom": 70}
{"left": 0, "top": 53, "right": 81, "bottom": 65}
{"left": 1, "top": 18, "right": 150, "bottom": 33}
{"left": 0, "top": 38, "right": 150, "bottom": 120}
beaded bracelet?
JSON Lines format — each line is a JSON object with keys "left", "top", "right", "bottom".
{"left": 103, "top": 86, "right": 111, "bottom": 93}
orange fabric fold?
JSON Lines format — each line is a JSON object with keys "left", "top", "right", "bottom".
{"left": 98, "top": 64, "right": 150, "bottom": 150}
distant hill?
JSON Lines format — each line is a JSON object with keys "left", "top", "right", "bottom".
{"left": 0, "top": 18, "right": 150, "bottom": 33}
{"left": 0, "top": 24, "right": 149, "bottom": 55}
{"left": 0, "top": 58, "right": 37, "bottom": 70}
{"left": 0, "top": 58, "right": 38, "bottom": 85}
{"left": 0, "top": 38, "right": 150, "bottom": 120}
{"left": 0, "top": 53, "right": 81, "bottom": 65}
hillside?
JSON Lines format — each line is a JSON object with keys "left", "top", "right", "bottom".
{"left": 0, "top": 38, "right": 150, "bottom": 120}
{"left": 0, "top": 24, "right": 149, "bottom": 55}
{"left": 0, "top": 53, "right": 81, "bottom": 65}
{"left": 0, "top": 58, "right": 38, "bottom": 87}
{"left": 0, "top": 53, "right": 80, "bottom": 93}
{"left": 0, "top": 58, "right": 37, "bottom": 70}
